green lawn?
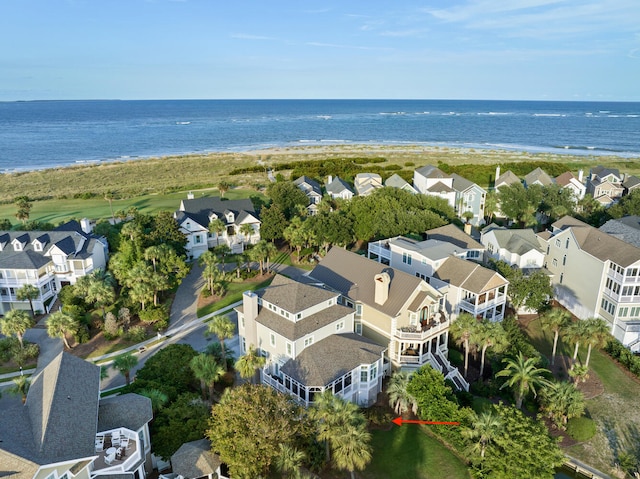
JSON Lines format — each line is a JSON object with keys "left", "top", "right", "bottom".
{"left": 0, "top": 188, "right": 264, "bottom": 226}
{"left": 197, "top": 276, "right": 275, "bottom": 317}
{"left": 365, "top": 426, "right": 470, "bottom": 479}
{"left": 523, "top": 315, "right": 640, "bottom": 475}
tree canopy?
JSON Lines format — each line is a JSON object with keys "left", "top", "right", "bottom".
{"left": 207, "top": 384, "right": 308, "bottom": 479}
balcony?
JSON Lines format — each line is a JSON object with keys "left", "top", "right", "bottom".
{"left": 92, "top": 428, "right": 141, "bottom": 476}
{"left": 368, "top": 242, "right": 391, "bottom": 262}
{"left": 395, "top": 313, "right": 450, "bottom": 341}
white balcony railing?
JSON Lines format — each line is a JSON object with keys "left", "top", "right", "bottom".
{"left": 395, "top": 319, "right": 450, "bottom": 341}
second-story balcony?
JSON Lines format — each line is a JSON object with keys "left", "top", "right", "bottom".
{"left": 395, "top": 312, "right": 450, "bottom": 341}
{"left": 92, "top": 428, "right": 141, "bottom": 477}
{"left": 368, "top": 242, "right": 392, "bottom": 263}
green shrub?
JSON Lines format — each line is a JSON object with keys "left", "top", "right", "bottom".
{"left": 139, "top": 305, "right": 169, "bottom": 326}
{"left": 448, "top": 348, "right": 464, "bottom": 367}
{"left": 566, "top": 417, "right": 596, "bottom": 441}
{"left": 124, "top": 325, "right": 147, "bottom": 343}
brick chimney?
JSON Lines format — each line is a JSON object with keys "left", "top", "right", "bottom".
{"left": 374, "top": 272, "right": 391, "bottom": 305}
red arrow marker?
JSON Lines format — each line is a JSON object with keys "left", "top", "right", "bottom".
{"left": 392, "top": 417, "right": 460, "bottom": 427}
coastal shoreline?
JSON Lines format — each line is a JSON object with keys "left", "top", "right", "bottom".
{"left": 4, "top": 141, "right": 638, "bottom": 177}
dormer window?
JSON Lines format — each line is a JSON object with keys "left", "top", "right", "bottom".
{"left": 33, "top": 242, "right": 43, "bottom": 252}
{"left": 225, "top": 212, "right": 235, "bottom": 223}
{"left": 209, "top": 212, "right": 218, "bottom": 222}
{"left": 13, "top": 242, "right": 23, "bottom": 251}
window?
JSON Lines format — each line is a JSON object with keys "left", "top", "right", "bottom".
{"left": 562, "top": 255, "right": 567, "bottom": 266}
{"left": 630, "top": 307, "right": 640, "bottom": 318}
{"left": 304, "top": 336, "right": 314, "bottom": 348}
{"left": 33, "top": 242, "right": 42, "bottom": 252}
{"left": 565, "top": 238, "right": 570, "bottom": 249}
{"left": 360, "top": 366, "right": 368, "bottom": 383}
{"left": 370, "top": 364, "right": 377, "bottom": 380}
{"left": 467, "top": 250, "right": 480, "bottom": 259}
{"left": 286, "top": 342, "right": 293, "bottom": 357}
{"left": 240, "top": 316, "right": 245, "bottom": 328}
{"left": 619, "top": 307, "right": 629, "bottom": 317}
{"left": 270, "top": 333, "right": 276, "bottom": 347}
{"left": 355, "top": 322, "right": 362, "bottom": 335}
{"left": 402, "top": 253, "right": 412, "bottom": 265}
{"left": 296, "top": 313, "right": 302, "bottom": 320}
{"left": 356, "top": 304, "right": 363, "bottom": 316}
{"left": 560, "top": 273, "right": 563, "bottom": 284}
{"left": 336, "top": 321, "right": 345, "bottom": 332}
{"left": 241, "top": 337, "right": 246, "bottom": 353}
{"left": 552, "top": 258, "right": 558, "bottom": 267}
{"left": 555, "top": 239, "right": 561, "bottom": 248}
{"left": 194, "top": 235, "right": 202, "bottom": 244}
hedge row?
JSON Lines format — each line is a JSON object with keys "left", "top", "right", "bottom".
{"left": 604, "top": 338, "right": 640, "bottom": 377}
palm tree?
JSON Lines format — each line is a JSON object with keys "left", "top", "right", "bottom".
{"left": 11, "top": 375, "right": 30, "bottom": 404}
{"left": 386, "top": 371, "right": 418, "bottom": 416}
{"left": 462, "top": 410, "right": 503, "bottom": 459}
{"left": 496, "top": 352, "right": 551, "bottom": 409}
{"left": 0, "top": 309, "right": 34, "bottom": 348}
{"left": 86, "top": 279, "right": 116, "bottom": 319}
{"left": 208, "top": 218, "right": 226, "bottom": 246}
{"left": 541, "top": 308, "right": 572, "bottom": 366}
{"left": 202, "top": 262, "right": 225, "bottom": 295}
{"left": 45, "top": 311, "right": 80, "bottom": 349}
{"left": 104, "top": 190, "right": 116, "bottom": 222}
{"left": 540, "top": 381, "right": 585, "bottom": 429}
{"left": 190, "top": 353, "right": 225, "bottom": 400}
{"left": 472, "top": 319, "right": 509, "bottom": 377}
{"left": 331, "top": 423, "right": 373, "bottom": 479}
{"left": 205, "top": 341, "right": 235, "bottom": 370}
{"left": 16, "top": 284, "right": 40, "bottom": 317}
{"left": 130, "top": 281, "right": 154, "bottom": 310}
{"left": 207, "top": 316, "right": 235, "bottom": 371}
{"left": 137, "top": 388, "right": 169, "bottom": 415}
{"left": 235, "top": 345, "right": 265, "bottom": 384}
{"left": 565, "top": 320, "right": 590, "bottom": 362}
{"left": 449, "top": 313, "right": 478, "bottom": 377}
{"left": 583, "top": 317, "right": 611, "bottom": 368}
{"left": 275, "top": 443, "right": 306, "bottom": 479}
{"left": 310, "top": 390, "right": 365, "bottom": 464}
{"left": 112, "top": 352, "right": 138, "bottom": 386}
{"left": 144, "top": 244, "right": 170, "bottom": 272}
{"left": 568, "top": 363, "right": 589, "bottom": 384}
{"left": 239, "top": 223, "right": 254, "bottom": 245}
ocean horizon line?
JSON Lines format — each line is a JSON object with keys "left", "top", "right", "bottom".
{"left": 3, "top": 98, "right": 640, "bottom": 104}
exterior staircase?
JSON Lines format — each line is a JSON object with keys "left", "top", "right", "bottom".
{"left": 435, "top": 350, "right": 469, "bottom": 392}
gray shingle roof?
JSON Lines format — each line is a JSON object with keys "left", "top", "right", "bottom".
{"left": 280, "top": 333, "right": 385, "bottom": 386}
{"left": 524, "top": 167, "right": 554, "bottom": 186}
{"left": 26, "top": 352, "right": 100, "bottom": 462}
{"left": 294, "top": 176, "right": 322, "bottom": 197}
{"left": 310, "top": 248, "right": 428, "bottom": 317}
{"left": 177, "top": 197, "right": 258, "bottom": 228}
{"left": 252, "top": 303, "right": 353, "bottom": 341}
{"left": 553, "top": 216, "right": 640, "bottom": 267}
{"left": 427, "top": 181, "right": 454, "bottom": 193}
{"left": 171, "top": 439, "right": 221, "bottom": 479}
{"left": 451, "top": 173, "right": 480, "bottom": 193}
{"left": 426, "top": 224, "right": 484, "bottom": 250}
{"left": 98, "top": 394, "right": 153, "bottom": 433}
{"left": 258, "top": 275, "right": 339, "bottom": 313}
{"left": 0, "top": 351, "right": 100, "bottom": 473}
{"left": 326, "top": 176, "right": 354, "bottom": 195}
{"left": 0, "top": 228, "right": 102, "bottom": 269}
{"left": 488, "top": 227, "right": 544, "bottom": 256}
{"left": 385, "top": 173, "right": 414, "bottom": 192}
{"left": 434, "top": 256, "right": 508, "bottom": 293}
{"left": 415, "top": 165, "right": 449, "bottom": 179}
{"left": 591, "top": 165, "right": 621, "bottom": 179}
{"left": 495, "top": 170, "right": 521, "bottom": 188}
{"left": 623, "top": 175, "right": 640, "bottom": 190}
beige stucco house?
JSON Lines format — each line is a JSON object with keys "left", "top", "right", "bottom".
{"left": 310, "top": 247, "right": 468, "bottom": 391}
{"left": 237, "top": 274, "right": 386, "bottom": 407}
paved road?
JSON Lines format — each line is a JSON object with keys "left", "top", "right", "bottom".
{"left": 169, "top": 262, "right": 204, "bottom": 330}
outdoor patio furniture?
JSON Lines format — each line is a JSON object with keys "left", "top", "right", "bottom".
{"left": 121, "top": 436, "right": 130, "bottom": 449}
{"left": 104, "top": 453, "right": 116, "bottom": 466}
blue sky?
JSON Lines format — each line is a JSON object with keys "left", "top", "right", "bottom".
{"left": 1, "top": 0, "right": 638, "bottom": 101}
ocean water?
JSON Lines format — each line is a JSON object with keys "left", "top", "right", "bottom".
{"left": 0, "top": 99, "right": 639, "bottom": 172}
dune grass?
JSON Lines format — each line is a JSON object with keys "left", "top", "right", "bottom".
{"left": 365, "top": 426, "right": 470, "bottom": 479}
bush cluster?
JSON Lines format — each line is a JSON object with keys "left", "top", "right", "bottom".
{"left": 604, "top": 338, "right": 640, "bottom": 377}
